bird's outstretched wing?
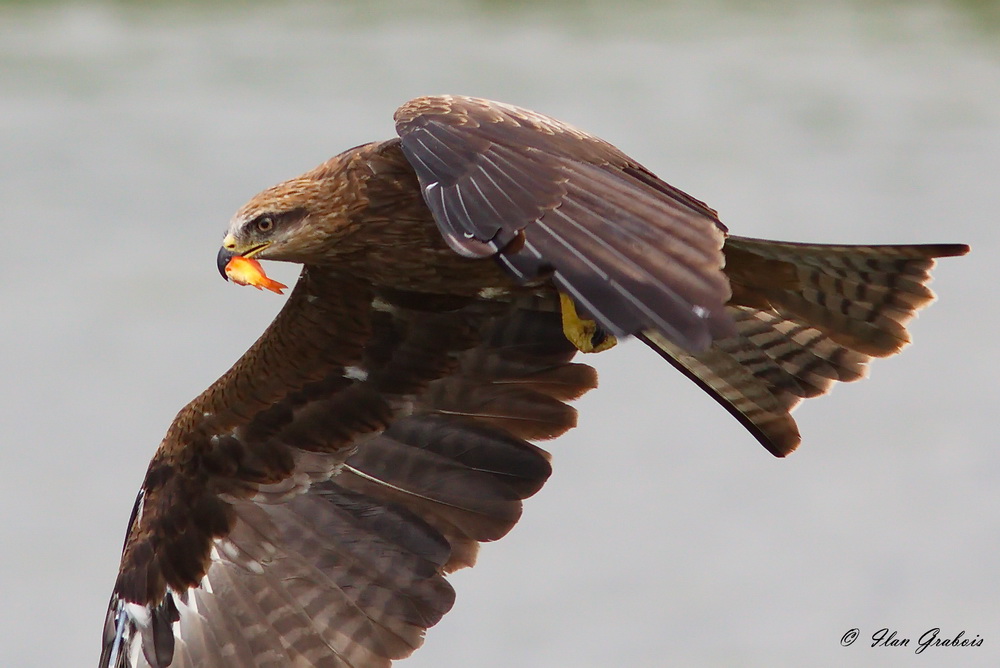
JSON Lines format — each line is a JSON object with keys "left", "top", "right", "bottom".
{"left": 394, "top": 95, "right": 734, "bottom": 352}
{"left": 101, "top": 266, "right": 596, "bottom": 667}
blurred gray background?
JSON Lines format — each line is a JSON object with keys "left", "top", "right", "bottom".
{"left": 2, "top": 1, "right": 998, "bottom": 666}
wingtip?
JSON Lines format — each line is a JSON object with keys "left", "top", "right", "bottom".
{"left": 99, "top": 596, "right": 128, "bottom": 668}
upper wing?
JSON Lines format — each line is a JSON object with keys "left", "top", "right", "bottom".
{"left": 394, "top": 95, "right": 734, "bottom": 352}
{"left": 101, "top": 267, "right": 596, "bottom": 667}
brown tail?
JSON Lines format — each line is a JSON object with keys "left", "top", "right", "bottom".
{"left": 642, "top": 236, "right": 969, "bottom": 457}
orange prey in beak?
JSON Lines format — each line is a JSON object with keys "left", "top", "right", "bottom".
{"left": 223, "top": 256, "right": 287, "bottom": 294}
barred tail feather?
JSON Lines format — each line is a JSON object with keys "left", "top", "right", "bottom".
{"left": 642, "top": 238, "right": 968, "bottom": 456}
{"left": 724, "top": 236, "right": 969, "bottom": 356}
{"left": 641, "top": 309, "right": 869, "bottom": 456}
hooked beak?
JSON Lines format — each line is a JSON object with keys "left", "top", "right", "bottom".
{"left": 217, "top": 246, "right": 237, "bottom": 280}
{"left": 219, "top": 232, "right": 272, "bottom": 280}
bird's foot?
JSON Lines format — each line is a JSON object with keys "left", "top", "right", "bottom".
{"left": 559, "top": 293, "right": 617, "bottom": 353}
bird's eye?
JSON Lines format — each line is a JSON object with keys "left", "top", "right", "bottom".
{"left": 255, "top": 216, "right": 274, "bottom": 233}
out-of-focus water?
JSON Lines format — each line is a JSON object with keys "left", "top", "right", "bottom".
{"left": 1, "top": 1, "right": 998, "bottom": 666}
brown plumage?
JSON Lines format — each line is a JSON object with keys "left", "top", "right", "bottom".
{"left": 101, "top": 95, "right": 967, "bottom": 667}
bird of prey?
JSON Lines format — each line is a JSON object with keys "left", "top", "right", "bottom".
{"left": 100, "top": 95, "right": 967, "bottom": 668}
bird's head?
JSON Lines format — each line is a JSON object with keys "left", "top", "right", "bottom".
{"left": 217, "top": 155, "right": 359, "bottom": 280}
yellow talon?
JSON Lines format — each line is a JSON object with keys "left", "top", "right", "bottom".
{"left": 559, "top": 293, "right": 617, "bottom": 353}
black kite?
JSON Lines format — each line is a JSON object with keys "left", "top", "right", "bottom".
{"left": 100, "top": 96, "right": 967, "bottom": 667}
